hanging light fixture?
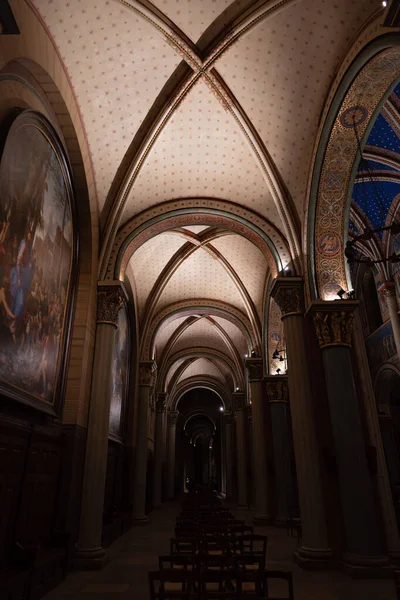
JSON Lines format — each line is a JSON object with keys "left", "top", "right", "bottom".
{"left": 345, "top": 114, "right": 400, "bottom": 266}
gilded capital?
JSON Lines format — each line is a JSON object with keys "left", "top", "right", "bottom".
{"left": 97, "top": 282, "right": 127, "bottom": 326}
{"left": 309, "top": 300, "right": 359, "bottom": 349}
{"left": 139, "top": 361, "right": 157, "bottom": 388}
{"left": 270, "top": 277, "right": 304, "bottom": 318}
{"left": 168, "top": 410, "right": 179, "bottom": 426}
{"left": 379, "top": 281, "right": 396, "bottom": 299}
{"left": 156, "top": 392, "right": 168, "bottom": 412}
{"left": 232, "top": 392, "right": 245, "bottom": 411}
{"left": 245, "top": 357, "right": 263, "bottom": 382}
{"left": 222, "top": 409, "right": 234, "bottom": 425}
{"left": 264, "top": 375, "right": 289, "bottom": 403}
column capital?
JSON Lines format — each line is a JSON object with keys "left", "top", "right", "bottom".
{"left": 156, "top": 392, "right": 168, "bottom": 412}
{"left": 270, "top": 276, "right": 304, "bottom": 318}
{"left": 264, "top": 375, "right": 289, "bottom": 403}
{"left": 308, "top": 300, "right": 359, "bottom": 349}
{"left": 378, "top": 281, "right": 396, "bottom": 298}
{"left": 245, "top": 357, "right": 263, "bottom": 382}
{"left": 222, "top": 409, "right": 234, "bottom": 425}
{"left": 97, "top": 281, "right": 128, "bottom": 327}
{"left": 168, "top": 410, "right": 179, "bottom": 426}
{"left": 138, "top": 361, "right": 157, "bottom": 388}
{"left": 232, "top": 392, "right": 246, "bottom": 411}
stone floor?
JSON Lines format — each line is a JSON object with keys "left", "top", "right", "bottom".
{"left": 43, "top": 502, "right": 397, "bottom": 599}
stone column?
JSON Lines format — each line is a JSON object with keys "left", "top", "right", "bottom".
{"left": 352, "top": 310, "right": 400, "bottom": 560}
{"left": 271, "top": 277, "right": 331, "bottom": 566}
{"left": 132, "top": 361, "right": 157, "bottom": 524}
{"left": 311, "top": 300, "right": 388, "bottom": 570}
{"left": 233, "top": 392, "right": 249, "bottom": 508}
{"left": 265, "top": 376, "right": 294, "bottom": 525}
{"left": 379, "top": 282, "right": 400, "bottom": 358}
{"left": 152, "top": 393, "right": 168, "bottom": 508}
{"left": 167, "top": 411, "right": 179, "bottom": 499}
{"left": 75, "top": 282, "right": 127, "bottom": 568}
{"left": 245, "top": 357, "right": 271, "bottom": 524}
{"left": 246, "top": 404, "right": 255, "bottom": 508}
{"left": 222, "top": 410, "right": 234, "bottom": 500}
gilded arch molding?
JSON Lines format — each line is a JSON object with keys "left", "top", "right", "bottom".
{"left": 103, "top": 200, "right": 291, "bottom": 283}
{"left": 169, "top": 376, "right": 231, "bottom": 411}
{"left": 308, "top": 35, "right": 400, "bottom": 300}
{"left": 165, "top": 347, "right": 243, "bottom": 391}
{"left": 142, "top": 298, "right": 257, "bottom": 361}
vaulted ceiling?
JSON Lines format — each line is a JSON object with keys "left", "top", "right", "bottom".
{"left": 24, "top": 0, "right": 382, "bottom": 403}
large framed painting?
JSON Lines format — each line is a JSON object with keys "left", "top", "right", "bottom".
{"left": 0, "top": 110, "right": 77, "bottom": 414}
{"left": 109, "top": 306, "right": 129, "bottom": 441}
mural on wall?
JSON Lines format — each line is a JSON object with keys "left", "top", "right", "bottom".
{"left": 374, "top": 267, "right": 390, "bottom": 323}
{"left": 268, "top": 298, "right": 285, "bottom": 375}
{"left": 0, "top": 111, "right": 75, "bottom": 408}
{"left": 366, "top": 321, "right": 397, "bottom": 373}
{"left": 392, "top": 234, "right": 400, "bottom": 307}
{"left": 109, "top": 306, "right": 129, "bottom": 439}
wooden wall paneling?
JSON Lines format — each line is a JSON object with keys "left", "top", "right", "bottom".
{"left": 0, "top": 420, "right": 31, "bottom": 565}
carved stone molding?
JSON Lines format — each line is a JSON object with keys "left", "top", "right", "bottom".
{"left": 168, "top": 410, "right": 179, "bottom": 426}
{"left": 139, "top": 361, "right": 157, "bottom": 388}
{"left": 97, "top": 281, "right": 127, "bottom": 327}
{"left": 246, "top": 403, "right": 252, "bottom": 424}
{"left": 222, "top": 410, "right": 234, "bottom": 425}
{"left": 379, "top": 281, "right": 396, "bottom": 299}
{"left": 233, "top": 392, "right": 245, "bottom": 411}
{"left": 245, "top": 357, "right": 263, "bottom": 382}
{"left": 270, "top": 277, "right": 303, "bottom": 318}
{"left": 156, "top": 392, "right": 168, "bottom": 412}
{"left": 308, "top": 300, "right": 359, "bottom": 349}
{"left": 264, "top": 376, "right": 289, "bottom": 403}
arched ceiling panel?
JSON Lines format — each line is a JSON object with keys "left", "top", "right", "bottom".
{"left": 171, "top": 317, "right": 233, "bottom": 357}
{"left": 210, "top": 234, "right": 268, "bottom": 318}
{"left": 120, "top": 79, "right": 279, "bottom": 226}
{"left": 153, "top": 245, "right": 248, "bottom": 314}
{"left": 149, "top": 0, "right": 232, "bottom": 44}
{"left": 165, "top": 357, "right": 186, "bottom": 390}
{"left": 32, "top": 0, "right": 182, "bottom": 210}
{"left": 127, "top": 232, "right": 187, "bottom": 320}
{"left": 212, "top": 316, "right": 248, "bottom": 358}
{"left": 184, "top": 225, "right": 211, "bottom": 234}
{"left": 178, "top": 358, "right": 226, "bottom": 385}
{"left": 154, "top": 315, "right": 189, "bottom": 361}
{"left": 216, "top": 0, "right": 378, "bottom": 215}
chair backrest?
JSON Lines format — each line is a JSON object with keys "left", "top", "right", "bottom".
{"left": 236, "top": 534, "right": 267, "bottom": 559}
{"left": 148, "top": 569, "right": 194, "bottom": 599}
{"left": 199, "top": 568, "right": 241, "bottom": 598}
{"left": 170, "top": 537, "right": 198, "bottom": 556}
{"left": 202, "top": 535, "right": 232, "bottom": 556}
{"left": 158, "top": 555, "right": 189, "bottom": 570}
{"left": 264, "top": 570, "right": 294, "bottom": 600}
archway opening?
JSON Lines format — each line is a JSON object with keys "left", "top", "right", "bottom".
{"left": 176, "top": 388, "right": 226, "bottom": 495}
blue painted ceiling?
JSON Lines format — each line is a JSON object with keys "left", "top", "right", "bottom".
{"left": 350, "top": 80, "right": 400, "bottom": 241}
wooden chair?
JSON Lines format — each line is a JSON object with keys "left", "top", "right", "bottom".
{"left": 202, "top": 536, "right": 232, "bottom": 557}
{"left": 235, "top": 535, "right": 267, "bottom": 563}
{"left": 394, "top": 569, "right": 400, "bottom": 600}
{"left": 148, "top": 569, "right": 194, "bottom": 599}
{"left": 198, "top": 569, "right": 241, "bottom": 599}
{"left": 264, "top": 570, "right": 294, "bottom": 600}
{"left": 286, "top": 507, "right": 301, "bottom": 541}
{"left": 170, "top": 537, "right": 198, "bottom": 556}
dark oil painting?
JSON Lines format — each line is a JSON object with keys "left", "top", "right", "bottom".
{"left": 0, "top": 112, "right": 74, "bottom": 406}
{"left": 109, "top": 307, "right": 129, "bottom": 438}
